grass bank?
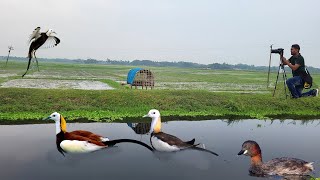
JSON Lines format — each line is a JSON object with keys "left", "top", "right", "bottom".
{"left": 0, "top": 88, "right": 320, "bottom": 123}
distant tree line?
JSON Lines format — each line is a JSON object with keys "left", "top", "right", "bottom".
{"left": 2, "top": 56, "right": 320, "bottom": 73}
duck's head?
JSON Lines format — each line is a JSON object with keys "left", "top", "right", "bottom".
{"left": 238, "top": 140, "right": 263, "bottom": 165}
{"left": 143, "top": 109, "right": 161, "bottom": 133}
{"left": 43, "top": 112, "right": 67, "bottom": 134}
{"left": 143, "top": 109, "right": 160, "bottom": 119}
{"left": 238, "top": 140, "right": 262, "bottom": 157}
{"left": 44, "top": 112, "right": 60, "bottom": 122}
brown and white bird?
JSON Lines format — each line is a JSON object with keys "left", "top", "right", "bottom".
{"left": 238, "top": 140, "right": 314, "bottom": 177}
{"left": 22, "top": 27, "right": 60, "bottom": 77}
{"left": 44, "top": 112, "right": 154, "bottom": 156}
{"left": 143, "top": 109, "right": 218, "bottom": 156}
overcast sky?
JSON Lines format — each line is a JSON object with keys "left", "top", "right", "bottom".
{"left": 1, "top": 0, "right": 319, "bottom": 67}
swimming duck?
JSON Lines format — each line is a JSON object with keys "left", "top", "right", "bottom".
{"left": 143, "top": 109, "right": 218, "bottom": 156}
{"left": 238, "top": 140, "right": 314, "bottom": 176}
{"left": 44, "top": 112, "right": 153, "bottom": 156}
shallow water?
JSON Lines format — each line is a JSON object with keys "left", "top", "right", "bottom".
{"left": 0, "top": 119, "right": 319, "bottom": 180}
{"left": 0, "top": 79, "right": 114, "bottom": 90}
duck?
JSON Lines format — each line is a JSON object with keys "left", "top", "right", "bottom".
{"left": 238, "top": 140, "right": 314, "bottom": 177}
{"left": 143, "top": 109, "right": 218, "bottom": 156}
{"left": 43, "top": 112, "right": 154, "bottom": 156}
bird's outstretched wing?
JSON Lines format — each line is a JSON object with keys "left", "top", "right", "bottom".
{"left": 41, "top": 36, "right": 61, "bottom": 49}
{"left": 28, "top": 27, "right": 41, "bottom": 43}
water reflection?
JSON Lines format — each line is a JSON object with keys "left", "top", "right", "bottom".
{"left": 222, "top": 119, "right": 320, "bottom": 128}
{"left": 127, "top": 122, "right": 151, "bottom": 135}
{"left": 0, "top": 119, "right": 319, "bottom": 180}
{"left": 221, "top": 119, "right": 320, "bottom": 127}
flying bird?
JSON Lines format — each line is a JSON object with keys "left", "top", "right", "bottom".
{"left": 22, "top": 27, "right": 61, "bottom": 77}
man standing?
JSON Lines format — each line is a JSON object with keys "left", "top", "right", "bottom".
{"left": 281, "top": 44, "right": 318, "bottom": 98}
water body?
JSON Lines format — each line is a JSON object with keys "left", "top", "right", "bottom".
{"left": 0, "top": 119, "right": 319, "bottom": 180}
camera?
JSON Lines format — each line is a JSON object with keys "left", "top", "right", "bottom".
{"left": 271, "top": 48, "right": 284, "bottom": 55}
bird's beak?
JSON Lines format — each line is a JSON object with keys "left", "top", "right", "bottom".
{"left": 143, "top": 114, "right": 149, "bottom": 118}
{"left": 52, "top": 31, "right": 57, "bottom": 34}
{"left": 43, "top": 116, "right": 51, "bottom": 121}
{"left": 237, "top": 149, "right": 247, "bottom": 156}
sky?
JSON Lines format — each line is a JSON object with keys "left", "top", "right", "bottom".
{"left": 0, "top": 0, "right": 319, "bottom": 67}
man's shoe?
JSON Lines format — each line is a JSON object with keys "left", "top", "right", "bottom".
{"left": 314, "top": 89, "right": 319, "bottom": 97}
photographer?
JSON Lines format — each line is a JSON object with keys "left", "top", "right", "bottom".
{"left": 281, "top": 44, "right": 318, "bottom": 98}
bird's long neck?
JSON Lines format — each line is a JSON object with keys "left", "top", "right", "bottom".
{"left": 56, "top": 115, "right": 67, "bottom": 135}
{"left": 250, "top": 154, "right": 263, "bottom": 166}
{"left": 55, "top": 121, "right": 61, "bottom": 134}
{"left": 151, "top": 117, "right": 162, "bottom": 133}
{"left": 45, "top": 31, "right": 51, "bottom": 36}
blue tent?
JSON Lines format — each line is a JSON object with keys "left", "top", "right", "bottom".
{"left": 127, "top": 68, "right": 143, "bottom": 84}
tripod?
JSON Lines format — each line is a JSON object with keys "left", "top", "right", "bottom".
{"left": 272, "top": 55, "right": 289, "bottom": 99}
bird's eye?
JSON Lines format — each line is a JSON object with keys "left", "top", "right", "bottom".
{"left": 152, "top": 112, "right": 156, "bottom": 114}
{"left": 53, "top": 115, "right": 56, "bottom": 117}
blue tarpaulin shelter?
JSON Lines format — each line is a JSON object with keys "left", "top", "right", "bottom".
{"left": 127, "top": 68, "right": 143, "bottom": 84}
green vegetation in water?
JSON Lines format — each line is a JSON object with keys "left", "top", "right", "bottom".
{"left": 0, "top": 88, "right": 320, "bottom": 122}
{"left": 310, "top": 177, "right": 320, "bottom": 180}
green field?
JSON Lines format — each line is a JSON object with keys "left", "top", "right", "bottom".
{"left": 1, "top": 59, "right": 320, "bottom": 122}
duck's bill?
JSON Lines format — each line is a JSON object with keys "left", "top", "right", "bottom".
{"left": 142, "top": 114, "right": 148, "bottom": 118}
{"left": 238, "top": 150, "right": 248, "bottom": 156}
{"left": 42, "top": 116, "right": 51, "bottom": 121}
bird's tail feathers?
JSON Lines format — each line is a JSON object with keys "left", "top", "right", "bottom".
{"left": 103, "top": 139, "right": 154, "bottom": 152}
{"left": 185, "top": 138, "right": 196, "bottom": 145}
{"left": 305, "top": 162, "right": 314, "bottom": 171}
{"left": 189, "top": 146, "right": 219, "bottom": 156}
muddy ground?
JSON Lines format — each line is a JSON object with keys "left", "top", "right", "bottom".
{"left": 1, "top": 79, "right": 114, "bottom": 90}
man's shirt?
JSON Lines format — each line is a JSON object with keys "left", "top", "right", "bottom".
{"left": 289, "top": 54, "right": 305, "bottom": 77}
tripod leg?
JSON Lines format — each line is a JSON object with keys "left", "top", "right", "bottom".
{"left": 267, "top": 45, "right": 273, "bottom": 88}
{"left": 282, "top": 68, "right": 288, "bottom": 99}
{"left": 273, "top": 65, "right": 281, "bottom": 97}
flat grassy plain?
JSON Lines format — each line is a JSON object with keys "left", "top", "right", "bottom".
{"left": 0, "top": 59, "right": 320, "bottom": 122}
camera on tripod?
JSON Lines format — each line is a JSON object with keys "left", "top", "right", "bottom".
{"left": 271, "top": 48, "right": 284, "bottom": 56}
{"left": 267, "top": 45, "right": 288, "bottom": 99}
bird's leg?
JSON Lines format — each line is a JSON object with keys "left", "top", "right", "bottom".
{"left": 34, "top": 51, "right": 40, "bottom": 72}
{"left": 22, "top": 57, "right": 32, "bottom": 77}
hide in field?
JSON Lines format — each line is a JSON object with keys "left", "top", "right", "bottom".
{"left": 127, "top": 68, "right": 154, "bottom": 89}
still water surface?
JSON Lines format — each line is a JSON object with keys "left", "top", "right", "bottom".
{"left": 0, "top": 119, "right": 319, "bottom": 180}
